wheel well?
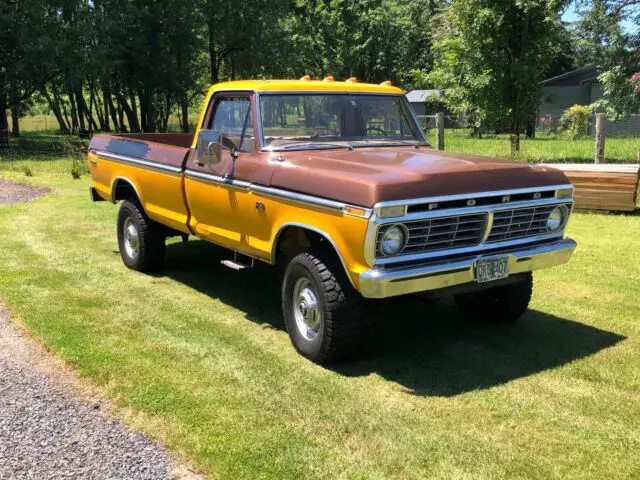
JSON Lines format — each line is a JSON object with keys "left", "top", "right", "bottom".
{"left": 274, "top": 226, "right": 344, "bottom": 270}
{"left": 112, "top": 178, "right": 140, "bottom": 203}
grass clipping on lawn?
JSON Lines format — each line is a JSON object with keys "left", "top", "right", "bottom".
{"left": 0, "top": 171, "right": 638, "bottom": 479}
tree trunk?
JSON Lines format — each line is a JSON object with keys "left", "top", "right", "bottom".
{"left": 208, "top": 16, "right": 219, "bottom": 84}
{"left": 10, "top": 109, "right": 19, "bottom": 137}
{"left": 0, "top": 106, "right": 8, "bottom": 146}
{"left": 76, "top": 87, "right": 86, "bottom": 133}
{"left": 131, "top": 92, "right": 140, "bottom": 132}
{"left": 510, "top": 134, "right": 520, "bottom": 155}
{"left": 78, "top": 93, "right": 96, "bottom": 132}
{"left": 181, "top": 95, "right": 189, "bottom": 133}
{"left": 91, "top": 87, "right": 106, "bottom": 131}
{"left": 137, "top": 92, "right": 146, "bottom": 132}
{"left": 113, "top": 90, "right": 138, "bottom": 132}
{"left": 118, "top": 105, "right": 126, "bottom": 132}
{"left": 67, "top": 85, "right": 79, "bottom": 132}
{"left": 106, "top": 90, "right": 119, "bottom": 131}
{"left": 0, "top": 83, "right": 9, "bottom": 146}
{"left": 42, "top": 88, "right": 70, "bottom": 133}
{"left": 58, "top": 91, "right": 72, "bottom": 134}
{"left": 145, "top": 86, "right": 155, "bottom": 133}
{"left": 102, "top": 88, "right": 111, "bottom": 131}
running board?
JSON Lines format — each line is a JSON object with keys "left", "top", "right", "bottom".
{"left": 221, "top": 253, "right": 255, "bottom": 271}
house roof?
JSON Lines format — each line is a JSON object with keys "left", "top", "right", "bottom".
{"left": 541, "top": 65, "right": 602, "bottom": 86}
{"left": 406, "top": 90, "right": 442, "bottom": 103}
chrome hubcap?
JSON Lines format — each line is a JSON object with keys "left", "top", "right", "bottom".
{"left": 123, "top": 217, "right": 140, "bottom": 259}
{"left": 293, "top": 277, "right": 321, "bottom": 341}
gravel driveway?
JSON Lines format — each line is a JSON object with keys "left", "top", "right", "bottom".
{"left": 0, "top": 306, "right": 199, "bottom": 480}
{"left": 0, "top": 179, "right": 49, "bottom": 204}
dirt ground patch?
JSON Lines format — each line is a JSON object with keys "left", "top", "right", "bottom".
{"left": 0, "top": 179, "right": 50, "bottom": 204}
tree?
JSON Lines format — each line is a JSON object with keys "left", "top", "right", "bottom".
{"left": 0, "top": 1, "right": 59, "bottom": 144}
{"left": 593, "top": 63, "right": 640, "bottom": 118}
{"left": 428, "top": 0, "right": 569, "bottom": 153}
{"left": 278, "top": 0, "right": 439, "bottom": 84}
{"left": 572, "top": 0, "right": 629, "bottom": 66}
{"left": 572, "top": 0, "right": 640, "bottom": 119}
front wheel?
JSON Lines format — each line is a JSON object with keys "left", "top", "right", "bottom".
{"left": 117, "top": 200, "right": 165, "bottom": 272}
{"left": 454, "top": 273, "right": 533, "bottom": 324}
{"left": 282, "top": 250, "right": 362, "bottom": 364}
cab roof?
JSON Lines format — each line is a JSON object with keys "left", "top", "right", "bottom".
{"left": 208, "top": 79, "right": 405, "bottom": 95}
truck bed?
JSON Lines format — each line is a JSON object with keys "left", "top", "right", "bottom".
{"left": 88, "top": 133, "right": 194, "bottom": 234}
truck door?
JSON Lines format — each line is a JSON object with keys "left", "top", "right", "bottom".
{"left": 184, "top": 93, "right": 273, "bottom": 260}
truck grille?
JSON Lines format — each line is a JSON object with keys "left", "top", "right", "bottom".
{"left": 487, "top": 205, "right": 557, "bottom": 243}
{"left": 377, "top": 213, "right": 487, "bottom": 256}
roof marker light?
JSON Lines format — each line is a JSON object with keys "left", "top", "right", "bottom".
{"left": 323, "top": 76, "right": 335, "bottom": 82}
{"left": 299, "top": 75, "right": 312, "bottom": 81}
{"left": 380, "top": 80, "right": 392, "bottom": 86}
{"left": 345, "top": 77, "right": 358, "bottom": 83}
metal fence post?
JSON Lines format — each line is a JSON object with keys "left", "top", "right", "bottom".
{"left": 436, "top": 112, "right": 444, "bottom": 151}
{"left": 595, "top": 113, "right": 605, "bottom": 164}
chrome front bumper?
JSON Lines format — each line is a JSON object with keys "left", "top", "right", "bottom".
{"left": 359, "top": 238, "right": 577, "bottom": 299}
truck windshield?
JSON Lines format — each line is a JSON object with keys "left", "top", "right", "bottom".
{"left": 259, "top": 94, "right": 428, "bottom": 150}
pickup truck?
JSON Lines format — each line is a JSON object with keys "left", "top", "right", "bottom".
{"left": 88, "top": 77, "right": 577, "bottom": 364}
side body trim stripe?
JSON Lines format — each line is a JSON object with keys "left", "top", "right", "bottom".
{"left": 184, "top": 169, "right": 356, "bottom": 214}
{"left": 95, "top": 151, "right": 182, "bottom": 174}
{"left": 94, "top": 149, "right": 371, "bottom": 216}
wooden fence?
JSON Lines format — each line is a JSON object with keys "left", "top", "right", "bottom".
{"left": 542, "top": 164, "right": 640, "bottom": 212}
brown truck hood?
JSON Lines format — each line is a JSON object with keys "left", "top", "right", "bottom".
{"left": 269, "top": 146, "right": 569, "bottom": 207}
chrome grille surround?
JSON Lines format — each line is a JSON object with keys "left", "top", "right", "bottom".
{"left": 365, "top": 185, "right": 574, "bottom": 266}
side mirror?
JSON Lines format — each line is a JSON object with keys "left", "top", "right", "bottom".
{"left": 196, "top": 130, "right": 236, "bottom": 166}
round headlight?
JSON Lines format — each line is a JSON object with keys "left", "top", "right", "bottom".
{"left": 380, "top": 225, "right": 407, "bottom": 256}
{"left": 546, "top": 205, "right": 567, "bottom": 232}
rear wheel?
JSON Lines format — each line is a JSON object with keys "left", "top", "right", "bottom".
{"left": 117, "top": 200, "right": 165, "bottom": 272}
{"left": 454, "top": 273, "right": 533, "bottom": 324}
{"left": 282, "top": 250, "right": 362, "bottom": 364}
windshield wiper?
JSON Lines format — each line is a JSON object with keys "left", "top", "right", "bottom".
{"left": 275, "top": 141, "right": 354, "bottom": 151}
{"left": 351, "top": 139, "right": 427, "bottom": 148}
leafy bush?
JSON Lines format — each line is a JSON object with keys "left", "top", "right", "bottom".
{"left": 70, "top": 160, "right": 88, "bottom": 179}
{"left": 559, "top": 105, "right": 591, "bottom": 139}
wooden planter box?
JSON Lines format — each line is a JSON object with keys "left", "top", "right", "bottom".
{"left": 541, "top": 164, "right": 640, "bottom": 212}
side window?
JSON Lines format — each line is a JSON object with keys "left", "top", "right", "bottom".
{"left": 208, "top": 97, "right": 254, "bottom": 152}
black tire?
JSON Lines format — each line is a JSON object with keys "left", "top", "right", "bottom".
{"left": 117, "top": 200, "right": 165, "bottom": 272}
{"left": 282, "top": 250, "right": 362, "bottom": 364}
{"left": 454, "top": 273, "right": 533, "bottom": 324}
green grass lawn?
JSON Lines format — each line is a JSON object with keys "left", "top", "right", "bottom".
{"left": 0, "top": 171, "right": 638, "bottom": 479}
{"left": 14, "top": 114, "right": 201, "bottom": 134}
{"left": 425, "top": 129, "right": 639, "bottom": 164}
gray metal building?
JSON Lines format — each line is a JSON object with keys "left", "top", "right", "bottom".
{"left": 539, "top": 66, "right": 640, "bottom": 136}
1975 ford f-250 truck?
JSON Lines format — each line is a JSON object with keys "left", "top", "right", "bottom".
{"left": 88, "top": 77, "right": 577, "bottom": 364}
